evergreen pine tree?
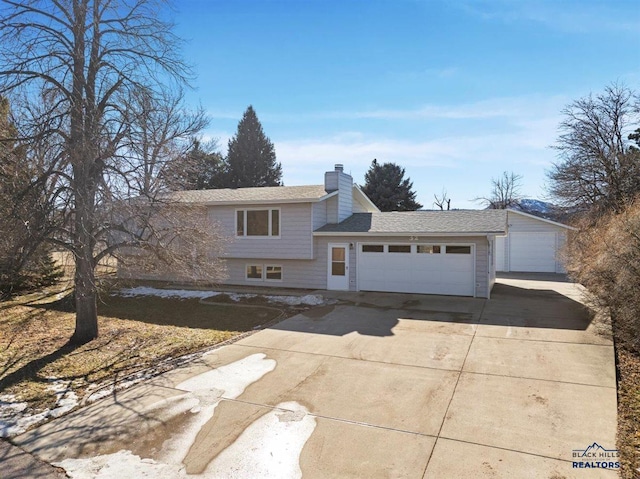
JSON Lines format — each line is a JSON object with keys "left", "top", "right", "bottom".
{"left": 169, "top": 139, "right": 226, "bottom": 190}
{"left": 225, "top": 106, "right": 282, "bottom": 188}
{"left": 362, "top": 159, "right": 423, "bottom": 211}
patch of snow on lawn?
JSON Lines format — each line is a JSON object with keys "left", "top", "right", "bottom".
{"left": 47, "top": 380, "right": 79, "bottom": 418}
{"left": 115, "top": 287, "right": 219, "bottom": 300}
{"left": 265, "top": 294, "right": 325, "bottom": 306}
{"left": 0, "top": 394, "right": 30, "bottom": 437}
{"left": 85, "top": 373, "right": 153, "bottom": 404}
{"left": 115, "top": 286, "right": 328, "bottom": 306}
{"left": 0, "top": 380, "right": 79, "bottom": 437}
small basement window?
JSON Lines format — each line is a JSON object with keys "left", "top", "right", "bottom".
{"left": 246, "top": 264, "right": 284, "bottom": 281}
{"left": 362, "top": 244, "right": 384, "bottom": 253}
{"left": 446, "top": 245, "right": 471, "bottom": 254}
{"left": 246, "top": 265, "right": 263, "bottom": 280}
{"left": 265, "top": 265, "right": 282, "bottom": 281}
{"left": 388, "top": 245, "right": 411, "bottom": 253}
{"left": 417, "top": 245, "right": 441, "bottom": 254}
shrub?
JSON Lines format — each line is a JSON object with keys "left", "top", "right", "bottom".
{"left": 0, "top": 248, "right": 63, "bottom": 299}
{"left": 566, "top": 200, "right": 640, "bottom": 353}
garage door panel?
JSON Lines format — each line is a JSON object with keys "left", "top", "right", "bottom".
{"left": 358, "top": 244, "right": 475, "bottom": 297}
{"left": 510, "top": 233, "right": 557, "bottom": 273}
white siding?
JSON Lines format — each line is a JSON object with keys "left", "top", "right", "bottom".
{"left": 120, "top": 234, "right": 491, "bottom": 297}
{"left": 488, "top": 238, "right": 496, "bottom": 293}
{"left": 336, "top": 173, "right": 353, "bottom": 222}
{"left": 500, "top": 211, "right": 569, "bottom": 273}
{"left": 352, "top": 188, "right": 379, "bottom": 213}
{"left": 495, "top": 236, "right": 507, "bottom": 271}
{"left": 317, "top": 235, "right": 491, "bottom": 298}
{"left": 312, "top": 201, "right": 327, "bottom": 230}
{"left": 325, "top": 196, "right": 338, "bottom": 224}
{"left": 223, "top": 258, "right": 325, "bottom": 289}
{"left": 209, "top": 203, "right": 313, "bottom": 260}
{"left": 324, "top": 170, "right": 353, "bottom": 223}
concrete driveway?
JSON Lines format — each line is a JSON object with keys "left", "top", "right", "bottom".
{"left": 13, "top": 275, "right": 618, "bottom": 478}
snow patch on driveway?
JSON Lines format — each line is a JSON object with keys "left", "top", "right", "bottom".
{"left": 158, "top": 353, "right": 277, "bottom": 465}
{"left": 205, "top": 401, "right": 316, "bottom": 479}
{"left": 54, "top": 353, "right": 320, "bottom": 479}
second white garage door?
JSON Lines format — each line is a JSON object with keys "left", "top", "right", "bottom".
{"left": 357, "top": 243, "right": 475, "bottom": 296}
{"left": 509, "top": 232, "right": 557, "bottom": 272}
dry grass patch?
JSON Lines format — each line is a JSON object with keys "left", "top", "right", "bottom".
{"left": 617, "top": 348, "right": 640, "bottom": 479}
{"left": 0, "top": 292, "right": 282, "bottom": 416}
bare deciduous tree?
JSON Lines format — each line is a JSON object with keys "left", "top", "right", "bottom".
{"left": 0, "top": 0, "right": 226, "bottom": 343}
{"left": 433, "top": 188, "right": 451, "bottom": 210}
{"left": 0, "top": 96, "right": 61, "bottom": 297}
{"left": 121, "top": 87, "right": 209, "bottom": 195}
{"left": 548, "top": 83, "right": 640, "bottom": 215}
{"left": 475, "top": 171, "right": 522, "bottom": 209}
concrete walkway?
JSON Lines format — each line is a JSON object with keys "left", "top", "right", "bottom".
{"left": 11, "top": 276, "right": 618, "bottom": 478}
{"left": 0, "top": 440, "right": 67, "bottom": 478}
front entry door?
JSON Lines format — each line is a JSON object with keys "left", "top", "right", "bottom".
{"left": 327, "top": 243, "right": 349, "bottom": 290}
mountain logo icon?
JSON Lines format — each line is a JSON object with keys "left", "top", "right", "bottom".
{"left": 573, "top": 442, "right": 618, "bottom": 458}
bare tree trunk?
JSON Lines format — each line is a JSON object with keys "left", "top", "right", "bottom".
{"left": 1, "top": 0, "right": 222, "bottom": 343}
{"left": 71, "top": 176, "right": 99, "bottom": 344}
{"left": 72, "top": 247, "right": 98, "bottom": 344}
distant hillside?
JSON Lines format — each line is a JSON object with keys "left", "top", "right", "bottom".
{"left": 512, "top": 198, "right": 576, "bottom": 223}
{"left": 515, "top": 199, "right": 553, "bottom": 217}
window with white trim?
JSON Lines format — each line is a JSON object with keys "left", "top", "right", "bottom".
{"left": 265, "top": 265, "right": 282, "bottom": 281}
{"left": 236, "top": 209, "right": 280, "bottom": 237}
{"left": 246, "top": 265, "right": 263, "bottom": 280}
{"left": 245, "top": 264, "right": 283, "bottom": 281}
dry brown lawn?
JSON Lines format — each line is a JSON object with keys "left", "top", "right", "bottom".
{"left": 0, "top": 288, "right": 284, "bottom": 415}
{"left": 617, "top": 347, "right": 640, "bottom": 479}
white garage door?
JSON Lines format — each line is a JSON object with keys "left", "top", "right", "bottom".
{"left": 509, "top": 232, "right": 557, "bottom": 272}
{"left": 358, "top": 243, "right": 475, "bottom": 296}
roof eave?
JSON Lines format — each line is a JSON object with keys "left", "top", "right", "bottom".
{"left": 506, "top": 208, "right": 577, "bottom": 230}
{"left": 313, "top": 230, "right": 506, "bottom": 237}
{"left": 352, "top": 184, "right": 380, "bottom": 212}
{"left": 316, "top": 190, "right": 339, "bottom": 202}
{"left": 185, "top": 196, "right": 332, "bottom": 206}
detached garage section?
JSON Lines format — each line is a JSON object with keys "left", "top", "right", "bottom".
{"left": 314, "top": 210, "right": 507, "bottom": 298}
{"left": 496, "top": 209, "right": 575, "bottom": 274}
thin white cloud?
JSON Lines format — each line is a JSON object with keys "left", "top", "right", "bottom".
{"left": 258, "top": 94, "right": 568, "bottom": 123}
{"left": 275, "top": 109, "right": 562, "bottom": 208}
{"left": 202, "top": 93, "right": 568, "bottom": 207}
{"left": 457, "top": 0, "right": 640, "bottom": 34}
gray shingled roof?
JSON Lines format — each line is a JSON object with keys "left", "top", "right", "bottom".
{"left": 315, "top": 210, "right": 507, "bottom": 234}
{"left": 167, "top": 185, "right": 330, "bottom": 204}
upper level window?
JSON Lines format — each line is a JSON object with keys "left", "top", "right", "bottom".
{"left": 236, "top": 209, "right": 280, "bottom": 237}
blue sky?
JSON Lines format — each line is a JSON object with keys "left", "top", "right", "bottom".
{"left": 173, "top": 0, "right": 640, "bottom": 209}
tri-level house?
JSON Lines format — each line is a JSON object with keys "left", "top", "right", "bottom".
{"left": 119, "top": 165, "right": 571, "bottom": 298}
